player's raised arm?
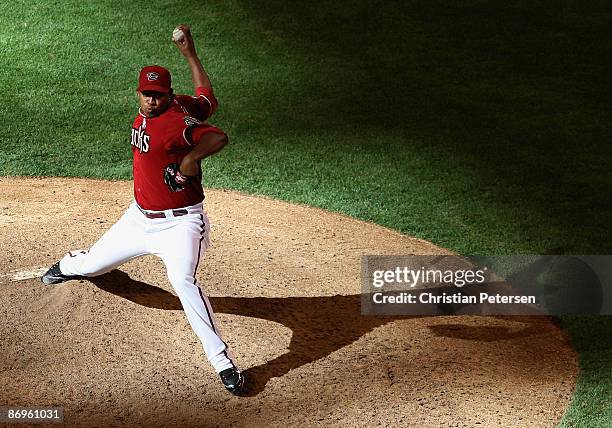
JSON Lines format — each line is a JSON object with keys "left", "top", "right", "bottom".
{"left": 173, "top": 25, "right": 213, "bottom": 93}
{"left": 172, "top": 25, "right": 219, "bottom": 119}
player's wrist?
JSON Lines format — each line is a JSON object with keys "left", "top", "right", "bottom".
{"left": 179, "top": 158, "right": 198, "bottom": 177}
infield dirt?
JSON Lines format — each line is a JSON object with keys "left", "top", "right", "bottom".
{"left": 0, "top": 178, "right": 577, "bottom": 427}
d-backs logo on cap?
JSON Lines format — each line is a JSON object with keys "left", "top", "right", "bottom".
{"left": 146, "top": 72, "right": 159, "bottom": 81}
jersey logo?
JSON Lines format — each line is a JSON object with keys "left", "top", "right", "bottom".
{"left": 131, "top": 125, "right": 150, "bottom": 153}
{"left": 146, "top": 72, "right": 159, "bottom": 81}
{"left": 184, "top": 116, "right": 201, "bottom": 126}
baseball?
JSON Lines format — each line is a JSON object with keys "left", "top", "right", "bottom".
{"left": 172, "top": 27, "right": 185, "bottom": 42}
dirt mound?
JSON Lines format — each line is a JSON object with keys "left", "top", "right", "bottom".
{"left": 0, "top": 178, "right": 577, "bottom": 427}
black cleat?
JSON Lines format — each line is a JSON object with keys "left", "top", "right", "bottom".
{"left": 219, "top": 366, "right": 245, "bottom": 395}
{"left": 41, "top": 262, "right": 79, "bottom": 285}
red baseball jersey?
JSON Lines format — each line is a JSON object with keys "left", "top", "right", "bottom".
{"left": 130, "top": 87, "right": 224, "bottom": 211}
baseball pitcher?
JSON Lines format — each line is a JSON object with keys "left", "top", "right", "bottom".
{"left": 41, "top": 25, "right": 245, "bottom": 395}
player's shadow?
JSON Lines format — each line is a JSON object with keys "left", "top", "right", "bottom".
{"left": 87, "top": 270, "right": 552, "bottom": 397}
{"left": 427, "top": 317, "right": 563, "bottom": 343}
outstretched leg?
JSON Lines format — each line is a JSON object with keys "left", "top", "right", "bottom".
{"left": 53, "top": 204, "right": 148, "bottom": 279}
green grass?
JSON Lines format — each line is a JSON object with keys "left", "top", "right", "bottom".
{"left": 558, "top": 316, "right": 612, "bottom": 427}
{"left": 1, "top": 0, "right": 610, "bottom": 425}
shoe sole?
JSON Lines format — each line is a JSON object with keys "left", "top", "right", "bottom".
{"left": 41, "top": 274, "right": 80, "bottom": 285}
{"left": 41, "top": 275, "right": 69, "bottom": 285}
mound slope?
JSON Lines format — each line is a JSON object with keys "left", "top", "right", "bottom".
{"left": 0, "top": 178, "right": 577, "bottom": 427}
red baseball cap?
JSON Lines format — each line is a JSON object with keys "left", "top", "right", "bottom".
{"left": 137, "top": 65, "right": 172, "bottom": 93}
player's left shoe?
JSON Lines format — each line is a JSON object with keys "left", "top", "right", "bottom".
{"left": 219, "top": 366, "right": 245, "bottom": 395}
{"left": 41, "top": 261, "right": 80, "bottom": 285}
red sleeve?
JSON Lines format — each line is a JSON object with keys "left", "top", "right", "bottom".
{"left": 183, "top": 124, "right": 225, "bottom": 147}
{"left": 174, "top": 86, "right": 218, "bottom": 121}
{"left": 195, "top": 86, "right": 219, "bottom": 117}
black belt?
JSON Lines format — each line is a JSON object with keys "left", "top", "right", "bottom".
{"left": 137, "top": 205, "right": 189, "bottom": 219}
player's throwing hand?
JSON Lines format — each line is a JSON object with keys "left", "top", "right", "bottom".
{"left": 173, "top": 24, "right": 198, "bottom": 58}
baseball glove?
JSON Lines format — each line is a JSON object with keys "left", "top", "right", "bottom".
{"left": 164, "top": 163, "right": 192, "bottom": 192}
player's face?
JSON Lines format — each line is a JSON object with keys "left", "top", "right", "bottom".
{"left": 139, "top": 91, "right": 172, "bottom": 117}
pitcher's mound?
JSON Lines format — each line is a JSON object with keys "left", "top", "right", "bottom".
{"left": 0, "top": 178, "right": 577, "bottom": 427}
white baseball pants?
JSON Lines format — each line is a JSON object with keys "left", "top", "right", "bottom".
{"left": 59, "top": 201, "right": 235, "bottom": 373}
